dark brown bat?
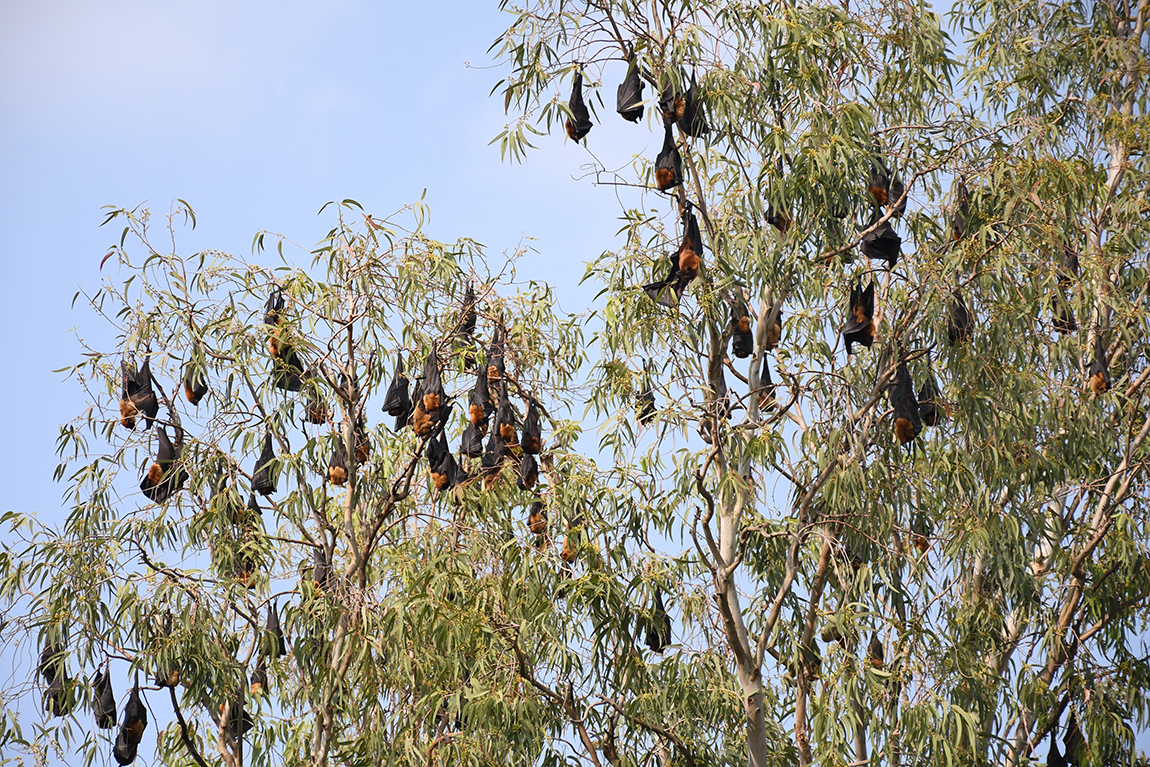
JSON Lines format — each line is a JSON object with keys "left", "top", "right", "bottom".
{"left": 354, "top": 415, "right": 370, "bottom": 464}
{"left": 527, "top": 501, "right": 547, "bottom": 535}
{"left": 265, "top": 603, "right": 287, "bottom": 658}
{"left": 517, "top": 452, "right": 538, "bottom": 490}
{"left": 140, "top": 425, "right": 188, "bottom": 503}
{"left": 1088, "top": 334, "right": 1110, "bottom": 394}
{"left": 861, "top": 215, "right": 901, "bottom": 267}
{"left": 328, "top": 435, "right": 347, "bottom": 486}
{"left": 272, "top": 343, "right": 305, "bottom": 392}
{"left": 249, "top": 658, "right": 267, "bottom": 696}
{"left": 93, "top": 668, "right": 116, "bottom": 729}
{"left": 382, "top": 356, "right": 411, "bottom": 417}
{"left": 304, "top": 379, "right": 328, "bottom": 424}
{"left": 948, "top": 292, "right": 973, "bottom": 346}
{"left": 487, "top": 324, "right": 506, "bottom": 383}
{"left": 460, "top": 422, "right": 484, "bottom": 458}
{"left": 642, "top": 255, "right": 685, "bottom": 308}
{"left": 731, "top": 302, "right": 753, "bottom": 359}
{"left": 867, "top": 633, "right": 884, "bottom": 668}
{"left": 565, "top": 68, "right": 593, "bottom": 141}
{"left": 654, "top": 123, "right": 683, "bottom": 191}
{"left": 766, "top": 204, "right": 792, "bottom": 235}
{"left": 119, "top": 357, "right": 159, "bottom": 430}
{"left": 183, "top": 357, "right": 209, "bottom": 406}
{"left": 765, "top": 309, "right": 783, "bottom": 351}
{"left": 658, "top": 76, "right": 686, "bottom": 124}
{"left": 645, "top": 589, "right": 672, "bottom": 654}
{"left": 482, "top": 431, "right": 508, "bottom": 484}
{"left": 951, "top": 183, "right": 970, "bottom": 241}
{"left": 676, "top": 71, "right": 708, "bottom": 137}
{"left": 889, "top": 362, "right": 922, "bottom": 449}
{"left": 616, "top": 58, "right": 644, "bottom": 122}
{"left": 917, "top": 374, "right": 943, "bottom": 427}
{"left": 495, "top": 381, "right": 517, "bottom": 447}
{"left": 636, "top": 385, "right": 657, "bottom": 425}
{"left": 677, "top": 208, "right": 703, "bottom": 284}
{"left": 868, "top": 160, "right": 905, "bottom": 216}
{"left": 842, "top": 281, "right": 875, "bottom": 354}
{"left": 251, "top": 432, "right": 277, "bottom": 496}
{"left": 120, "top": 677, "right": 147, "bottom": 745}
{"left": 469, "top": 364, "right": 493, "bottom": 433}
{"left": 521, "top": 399, "right": 542, "bottom": 453}
{"left": 1052, "top": 247, "right": 1079, "bottom": 334}
{"left": 430, "top": 449, "right": 460, "bottom": 492}
{"left": 39, "top": 642, "right": 71, "bottom": 717}
{"left": 758, "top": 355, "right": 776, "bottom": 409}
{"left": 312, "top": 545, "right": 333, "bottom": 591}
{"left": 459, "top": 282, "right": 477, "bottom": 340}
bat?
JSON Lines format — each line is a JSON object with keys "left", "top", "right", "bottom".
{"left": 861, "top": 215, "right": 902, "bottom": 267}
{"left": 250, "top": 658, "right": 267, "bottom": 695}
{"left": 565, "top": 69, "right": 593, "bottom": 141}
{"left": 636, "top": 385, "right": 657, "bottom": 425}
{"left": 654, "top": 123, "right": 683, "bottom": 191}
{"left": 223, "top": 698, "right": 255, "bottom": 739}
{"left": 119, "top": 357, "right": 159, "bottom": 430}
{"left": 517, "top": 452, "right": 538, "bottom": 490}
{"left": 152, "top": 611, "right": 180, "bottom": 687}
{"left": 252, "top": 432, "right": 277, "bottom": 496}
{"left": 382, "top": 357, "right": 411, "bottom": 417}
{"left": 1052, "top": 248, "right": 1079, "bottom": 334}
{"left": 948, "top": 292, "right": 973, "bottom": 346}
{"left": 495, "top": 381, "right": 518, "bottom": 447}
{"left": 263, "top": 288, "right": 284, "bottom": 326}
{"left": 183, "top": 358, "right": 208, "bottom": 406}
{"left": 487, "top": 324, "right": 506, "bottom": 383}
{"left": 354, "top": 415, "right": 370, "bottom": 464}
{"left": 93, "top": 668, "right": 116, "bottom": 729}
{"left": 328, "top": 435, "right": 347, "bottom": 486}
{"left": 842, "top": 281, "right": 875, "bottom": 354}
{"left": 658, "top": 77, "right": 685, "bottom": 124}
{"left": 272, "top": 343, "right": 305, "bottom": 392}
{"left": 113, "top": 729, "right": 137, "bottom": 765}
{"left": 431, "top": 449, "right": 460, "bottom": 492}
{"left": 616, "top": 58, "right": 644, "bottom": 122}
{"left": 521, "top": 399, "right": 542, "bottom": 453}
{"left": 482, "top": 431, "right": 508, "bottom": 483}
{"left": 39, "top": 642, "right": 71, "bottom": 717}
{"left": 527, "top": 501, "right": 547, "bottom": 535}
{"left": 731, "top": 304, "right": 754, "bottom": 359}
{"left": 645, "top": 589, "right": 672, "bottom": 654}
{"left": 676, "top": 71, "right": 708, "bottom": 137}
{"left": 418, "top": 348, "right": 446, "bottom": 436}
{"left": 140, "top": 426, "right": 189, "bottom": 503}
{"left": 889, "top": 362, "right": 922, "bottom": 449}
{"left": 867, "top": 633, "right": 884, "bottom": 668}
{"left": 469, "top": 365, "right": 493, "bottom": 433}
{"left": 758, "top": 355, "right": 776, "bottom": 409}
{"left": 766, "top": 204, "right": 792, "bottom": 235}
{"left": 312, "top": 545, "right": 333, "bottom": 591}
{"left": 765, "top": 309, "right": 783, "bottom": 351}
{"left": 951, "top": 183, "right": 970, "bottom": 241}
{"left": 917, "top": 374, "right": 943, "bottom": 427}
{"left": 121, "top": 677, "right": 147, "bottom": 745}
{"left": 642, "top": 255, "right": 685, "bottom": 308}
{"left": 460, "top": 422, "right": 484, "bottom": 457}
{"left": 304, "top": 379, "right": 328, "bottom": 424}
{"left": 1088, "top": 334, "right": 1110, "bottom": 394}
{"left": 1062, "top": 711, "right": 1086, "bottom": 767}
{"left": 459, "top": 282, "right": 477, "bottom": 339}
{"left": 868, "top": 160, "right": 905, "bottom": 216}
{"left": 266, "top": 603, "right": 287, "bottom": 658}
{"left": 678, "top": 208, "right": 703, "bottom": 284}
{"left": 426, "top": 426, "right": 448, "bottom": 468}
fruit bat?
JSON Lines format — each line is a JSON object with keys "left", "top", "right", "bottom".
{"left": 140, "top": 426, "right": 188, "bottom": 503}
{"left": 1052, "top": 247, "right": 1080, "bottom": 334}
{"left": 758, "top": 356, "right": 776, "bottom": 409}
{"left": 1088, "top": 334, "right": 1110, "bottom": 394}
{"left": 426, "top": 426, "right": 448, "bottom": 466}
{"left": 93, "top": 668, "right": 116, "bottom": 729}
{"left": 113, "top": 729, "right": 137, "bottom": 766}
{"left": 948, "top": 292, "right": 973, "bottom": 346}
{"left": 861, "top": 215, "right": 901, "bottom": 267}
{"left": 517, "top": 452, "right": 538, "bottom": 490}
{"left": 120, "top": 678, "right": 147, "bottom": 746}
{"left": 382, "top": 356, "right": 411, "bottom": 417}
{"left": 951, "top": 183, "right": 970, "bottom": 241}
{"left": 889, "top": 362, "right": 922, "bottom": 449}
{"left": 183, "top": 359, "right": 209, "bottom": 406}
{"left": 495, "top": 382, "right": 518, "bottom": 447}
{"left": 487, "top": 325, "right": 506, "bottom": 383}
{"left": 252, "top": 432, "right": 277, "bottom": 496}
{"left": 654, "top": 123, "right": 683, "bottom": 191}
{"left": 469, "top": 365, "right": 493, "bottom": 433}
{"left": 765, "top": 309, "right": 783, "bottom": 351}
{"left": 39, "top": 643, "right": 72, "bottom": 717}
{"left": 521, "top": 399, "right": 542, "bottom": 453}
{"left": 263, "top": 288, "right": 284, "bottom": 326}
{"left": 642, "top": 254, "right": 686, "bottom": 308}
{"left": 265, "top": 603, "right": 287, "bottom": 658}
{"left": 731, "top": 305, "right": 754, "bottom": 359}
{"left": 676, "top": 71, "right": 708, "bottom": 137}
{"left": 527, "top": 501, "right": 547, "bottom": 535}
{"left": 460, "top": 422, "right": 484, "bottom": 457}
{"left": 312, "top": 546, "right": 333, "bottom": 590}
{"left": 119, "top": 358, "right": 159, "bottom": 430}
{"left": 565, "top": 69, "right": 593, "bottom": 141}
{"left": 645, "top": 589, "right": 672, "bottom": 654}
{"left": 842, "top": 281, "right": 875, "bottom": 354}
{"left": 328, "top": 436, "right": 348, "bottom": 486}
{"left": 431, "top": 448, "right": 460, "bottom": 492}
{"left": 353, "top": 414, "right": 370, "bottom": 464}
{"left": 304, "top": 381, "right": 328, "bottom": 424}
{"left": 868, "top": 161, "right": 905, "bottom": 216}
{"left": 1062, "top": 711, "right": 1086, "bottom": 767}
{"left": 636, "top": 385, "right": 657, "bottom": 425}
{"left": 459, "top": 282, "right": 478, "bottom": 339}
{"left": 766, "top": 204, "right": 792, "bottom": 235}
{"left": 272, "top": 343, "right": 305, "bottom": 392}
{"left": 249, "top": 658, "right": 267, "bottom": 695}
{"left": 1047, "top": 736, "right": 1068, "bottom": 767}
{"left": 616, "top": 59, "right": 644, "bottom": 122}
{"left": 658, "top": 77, "right": 685, "bottom": 124}
{"left": 482, "top": 431, "right": 508, "bottom": 479}
{"left": 223, "top": 697, "right": 255, "bottom": 739}
{"left": 560, "top": 535, "right": 577, "bottom": 563}
{"left": 678, "top": 208, "right": 703, "bottom": 284}
{"left": 917, "top": 374, "right": 943, "bottom": 427}
{"left": 867, "top": 633, "right": 884, "bottom": 668}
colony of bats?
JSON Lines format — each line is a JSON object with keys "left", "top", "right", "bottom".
{"left": 37, "top": 53, "right": 1107, "bottom": 767}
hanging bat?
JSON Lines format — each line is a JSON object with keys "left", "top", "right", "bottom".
{"left": 565, "top": 68, "right": 593, "bottom": 141}
{"left": 658, "top": 76, "right": 686, "bottom": 124}
{"left": 304, "top": 379, "right": 328, "bottom": 424}
{"left": 263, "top": 288, "right": 284, "bottom": 326}
{"left": 1062, "top": 711, "right": 1086, "bottom": 767}
{"left": 867, "top": 633, "right": 884, "bottom": 668}
{"left": 1052, "top": 247, "right": 1079, "bottom": 334}
{"left": 328, "top": 435, "right": 347, "bottom": 486}
{"left": 487, "top": 324, "right": 506, "bottom": 383}
{"left": 731, "top": 304, "right": 754, "bottom": 359}
{"left": 528, "top": 501, "right": 547, "bottom": 535}
{"left": 642, "top": 255, "right": 685, "bottom": 308}
{"left": 120, "top": 678, "right": 147, "bottom": 745}
{"left": 517, "top": 452, "right": 538, "bottom": 490}
{"left": 758, "top": 355, "right": 776, "bottom": 409}
{"left": 917, "top": 374, "right": 943, "bottom": 427}
{"left": 654, "top": 123, "right": 683, "bottom": 191}
{"left": 861, "top": 215, "right": 901, "bottom": 267}
{"left": 249, "top": 658, "right": 267, "bottom": 696}
{"left": 636, "top": 385, "right": 657, "bottom": 425}
{"left": 645, "top": 589, "right": 672, "bottom": 654}
{"left": 616, "top": 58, "right": 644, "bottom": 122}
{"left": 460, "top": 422, "right": 484, "bottom": 458}
{"left": 140, "top": 425, "right": 189, "bottom": 503}
{"left": 426, "top": 426, "right": 448, "bottom": 467}
{"left": 842, "top": 281, "right": 875, "bottom": 354}
{"left": 765, "top": 309, "right": 783, "bottom": 351}
{"left": 93, "top": 668, "right": 116, "bottom": 729}
{"left": 459, "top": 282, "right": 477, "bottom": 339}
{"left": 252, "top": 432, "right": 277, "bottom": 496}
{"left": 354, "top": 415, "right": 370, "bottom": 464}
{"left": 678, "top": 208, "right": 703, "bottom": 284}
{"left": 39, "top": 642, "right": 71, "bottom": 717}
{"left": 521, "top": 399, "right": 542, "bottom": 453}
{"left": 482, "top": 431, "right": 508, "bottom": 482}
{"left": 382, "top": 356, "right": 411, "bottom": 417}
{"left": 495, "top": 381, "right": 518, "bottom": 447}
{"left": 948, "top": 292, "right": 974, "bottom": 346}
{"left": 469, "top": 365, "right": 493, "bottom": 433}
{"left": 183, "top": 357, "right": 209, "bottom": 406}
{"left": 766, "top": 204, "right": 792, "bottom": 235}
{"left": 951, "top": 183, "right": 970, "bottom": 241}
{"left": 113, "top": 729, "right": 137, "bottom": 766}
{"left": 119, "top": 357, "right": 159, "bottom": 430}
{"left": 272, "top": 343, "right": 305, "bottom": 392}
{"left": 868, "top": 160, "right": 905, "bottom": 215}
{"left": 676, "top": 71, "right": 708, "bottom": 137}
{"left": 431, "top": 449, "right": 461, "bottom": 492}
{"left": 266, "top": 603, "right": 287, "bottom": 658}
{"left": 1088, "top": 334, "right": 1110, "bottom": 394}
{"left": 312, "top": 545, "right": 333, "bottom": 591}
{"left": 889, "top": 362, "right": 922, "bottom": 449}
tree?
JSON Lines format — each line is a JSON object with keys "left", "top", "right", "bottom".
{"left": 3, "top": 1, "right": 1149, "bottom": 767}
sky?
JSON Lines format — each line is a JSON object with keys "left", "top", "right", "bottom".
{"left": 1, "top": 0, "right": 1146, "bottom": 763}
